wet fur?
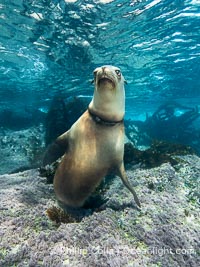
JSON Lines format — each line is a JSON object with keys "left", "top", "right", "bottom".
{"left": 44, "top": 66, "right": 141, "bottom": 208}
{"left": 54, "top": 110, "right": 124, "bottom": 207}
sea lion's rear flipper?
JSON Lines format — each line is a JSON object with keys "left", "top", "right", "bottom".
{"left": 43, "top": 131, "right": 69, "bottom": 166}
{"left": 117, "top": 163, "right": 141, "bottom": 208}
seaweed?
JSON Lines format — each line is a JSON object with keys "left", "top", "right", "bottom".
{"left": 46, "top": 206, "right": 81, "bottom": 224}
{"left": 45, "top": 96, "right": 68, "bottom": 146}
{"left": 125, "top": 103, "right": 200, "bottom": 153}
{"left": 39, "top": 159, "right": 61, "bottom": 183}
{"left": 124, "top": 140, "right": 195, "bottom": 168}
{"left": 45, "top": 96, "right": 89, "bottom": 146}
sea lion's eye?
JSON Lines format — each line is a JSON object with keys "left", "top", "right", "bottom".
{"left": 115, "top": 69, "right": 121, "bottom": 77}
{"left": 91, "top": 70, "right": 97, "bottom": 84}
{"left": 93, "top": 70, "right": 98, "bottom": 78}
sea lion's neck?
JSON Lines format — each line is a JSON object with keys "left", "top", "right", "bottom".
{"left": 88, "top": 108, "right": 123, "bottom": 125}
{"left": 88, "top": 88, "right": 125, "bottom": 122}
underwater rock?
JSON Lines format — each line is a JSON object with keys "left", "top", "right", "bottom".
{"left": 0, "top": 155, "right": 199, "bottom": 267}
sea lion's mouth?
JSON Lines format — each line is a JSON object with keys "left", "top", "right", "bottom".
{"left": 97, "top": 77, "right": 115, "bottom": 87}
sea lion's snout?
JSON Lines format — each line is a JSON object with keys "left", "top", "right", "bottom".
{"left": 94, "top": 66, "right": 120, "bottom": 89}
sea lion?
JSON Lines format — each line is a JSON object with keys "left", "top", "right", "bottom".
{"left": 44, "top": 65, "right": 141, "bottom": 208}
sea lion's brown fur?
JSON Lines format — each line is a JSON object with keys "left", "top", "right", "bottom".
{"left": 45, "top": 65, "right": 140, "bottom": 208}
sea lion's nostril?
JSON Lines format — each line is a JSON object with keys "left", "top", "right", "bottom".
{"left": 102, "top": 66, "right": 106, "bottom": 73}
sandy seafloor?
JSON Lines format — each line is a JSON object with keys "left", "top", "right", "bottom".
{"left": 0, "top": 126, "right": 200, "bottom": 267}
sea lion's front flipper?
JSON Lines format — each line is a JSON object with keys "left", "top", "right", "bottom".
{"left": 43, "top": 131, "right": 69, "bottom": 166}
{"left": 117, "top": 163, "right": 141, "bottom": 208}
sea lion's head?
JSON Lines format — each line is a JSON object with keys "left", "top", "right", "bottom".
{"left": 89, "top": 65, "right": 126, "bottom": 122}
{"left": 93, "top": 65, "right": 126, "bottom": 92}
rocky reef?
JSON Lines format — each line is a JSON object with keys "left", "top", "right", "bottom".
{"left": 125, "top": 102, "right": 200, "bottom": 154}
{"left": 0, "top": 154, "right": 199, "bottom": 267}
{"left": 0, "top": 125, "right": 45, "bottom": 175}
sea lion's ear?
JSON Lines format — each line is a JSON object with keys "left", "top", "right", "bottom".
{"left": 124, "top": 80, "right": 128, "bottom": 85}
{"left": 90, "top": 79, "right": 94, "bottom": 84}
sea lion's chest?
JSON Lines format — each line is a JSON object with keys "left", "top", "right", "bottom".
{"left": 68, "top": 112, "right": 124, "bottom": 163}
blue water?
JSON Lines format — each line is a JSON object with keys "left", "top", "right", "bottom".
{"left": 0, "top": 0, "right": 200, "bottom": 165}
